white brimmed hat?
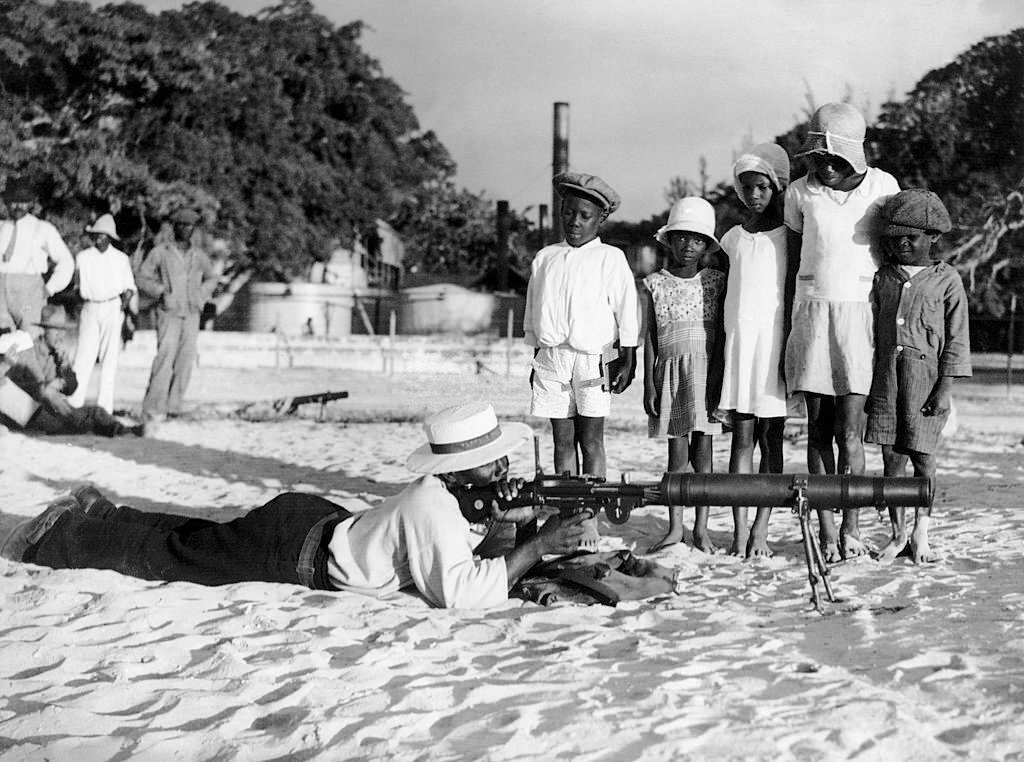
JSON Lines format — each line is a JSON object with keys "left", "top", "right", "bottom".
{"left": 654, "top": 197, "right": 720, "bottom": 252}
{"left": 406, "top": 402, "right": 533, "bottom": 474}
{"left": 85, "top": 214, "right": 120, "bottom": 241}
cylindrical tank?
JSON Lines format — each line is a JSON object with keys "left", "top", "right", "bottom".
{"left": 248, "top": 282, "right": 353, "bottom": 336}
{"left": 398, "top": 283, "right": 496, "bottom": 334}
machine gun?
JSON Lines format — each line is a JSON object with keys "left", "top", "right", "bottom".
{"left": 270, "top": 390, "right": 349, "bottom": 417}
{"left": 456, "top": 463, "right": 931, "bottom": 612}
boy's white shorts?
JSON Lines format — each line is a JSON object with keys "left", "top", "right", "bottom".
{"left": 529, "top": 346, "right": 611, "bottom": 419}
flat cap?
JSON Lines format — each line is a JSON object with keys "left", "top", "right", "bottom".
{"left": 553, "top": 171, "right": 621, "bottom": 215}
{"left": 169, "top": 208, "right": 200, "bottom": 225}
{"left": 2, "top": 176, "right": 36, "bottom": 203}
{"left": 880, "top": 189, "right": 951, "bottom": 236}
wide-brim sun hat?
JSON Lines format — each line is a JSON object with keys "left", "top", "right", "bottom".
{"left": 796, "top": 102, "right": 868, "bottom": 175}
{"left": 406, "top": 401, "right": 533, "bottom": 474}
{"left": 654, "top": 197, "right": 720, "bottom": 251}
{"left": 732, "top": 142, "right": 791, "bottom": 203}
{"left": 85, "top": 213, "right": 120, "bottom": 241}
{"left": 35, "top": 304, "right": 68, "bottom": 329}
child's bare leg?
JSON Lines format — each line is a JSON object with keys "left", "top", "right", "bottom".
{"left": 550, "top": 418, "right": 578, "bottom": 476}
{"left": 805, "top": 394, "right": 841, "bottom": 561}
{"left": 728, "top": 416, "right": 755, "bottom": 556}
{"left": 748, "top": 417, "right": 783, "bottom": 558}
{"left": 908, "top": 452, "right": 937, "bottom": 563}
{"left": 876, "top": 446, "right": 909, "bottom": 564}
{"left": 650, "top": 437, "right": 690, "bottom": 552}
{"left": 835, "top": 393, "right": 869, "bottom": 559}
{"left": 691, "top": 432, "right": 717, "bottom": 553}
{"left": 575, "top": 415, "right": 606, "bottom": 551}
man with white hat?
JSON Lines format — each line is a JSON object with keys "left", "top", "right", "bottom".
{"left": 0, "top": 403, "right": 587, "bottom": 609}
{"left": 0, "top": 176, "right": 74, "bottom": 340}
{"left": 69, "top": 214, "right": 138, "bottom": 414}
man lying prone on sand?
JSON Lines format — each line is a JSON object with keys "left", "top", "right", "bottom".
{"left": 0, "top": 402, "right": 587, "bottom": 608}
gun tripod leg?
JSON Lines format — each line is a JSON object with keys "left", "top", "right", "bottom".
{"left": 797, "top": 507, "right": 823, "bottom": 611}
{"left": 807, "top": 517, "right": 836, "bottom": 604}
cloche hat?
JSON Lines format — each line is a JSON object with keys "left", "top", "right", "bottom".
{"left": 654, "top": 197, "right": 720, "bottom": 252}
{"left": 796, "top": 102, "right": 868, "bottom": 175}
{"left": 732, "top": 143, "right": 791, "bottom": 202}
{"left": 85, "top": 214, "right": 120, "bottom": 241}
{"left": 406, "top": 402, "right": 533, "bottom": 474}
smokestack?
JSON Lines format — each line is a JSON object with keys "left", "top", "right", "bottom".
{"left": 551, "top": 102, "right": 569, "bottom": 244}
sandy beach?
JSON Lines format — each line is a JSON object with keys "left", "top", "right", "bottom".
{"left": 1, "top": 355, "right": 1023, "bottom": 761}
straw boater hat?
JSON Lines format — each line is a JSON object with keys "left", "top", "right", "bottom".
{"left": 85, "top": 214, "right": 120, "bottom": 241}
{"left": 654, "top": 197, "right": 720, "bottom": 252}
{"left": 406, "top": 402, "right": 533, "bottom": 474}
{"left": 796, "top": 102, "right": 868, "bottom": 175}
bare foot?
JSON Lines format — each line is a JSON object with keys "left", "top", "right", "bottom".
{"left": 728, "top": 526, "right": 749, "bottom": 556}
{"left": 840, "top": 531, "right": 869, "bottom": 559}
{"left": 746, "top": 533, "right": 773, "bottom": 559}
{"left": 820, "top": 541, "right": 842, "bottom": 564}
{"left": 649, "top": 528, "right": 684, "bottom": 553}
{"left": 910, "top": 529, "right": 936, "bottom": 564}
{"left": 818, "top": 525, "right": 841, "bottom": 563}
{"left": 692, "top": 529, "right": 718, "bottom": 554}
{"left": 875, "top": 534, "right": 908, "bottom": 564}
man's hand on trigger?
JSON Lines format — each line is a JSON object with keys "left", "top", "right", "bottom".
{"left": 489, "top": 477, "right": 535, "bottom": 523}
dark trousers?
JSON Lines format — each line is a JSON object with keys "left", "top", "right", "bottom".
{"left": 26, "top": 493, "right": 351, "bottom": 589}
{"left": 30, "top": 403, "right": 122, "bottom": 436}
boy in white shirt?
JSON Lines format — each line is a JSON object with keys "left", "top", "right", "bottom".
{"left": 524, "top": 172, "right": 639, "bottom": 550}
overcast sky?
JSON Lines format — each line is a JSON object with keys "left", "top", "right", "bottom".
{"left": 116, "top": 0, "right": 1024, "bottom": 220}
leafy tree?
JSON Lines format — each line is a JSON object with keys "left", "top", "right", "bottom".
{"left": 0, "top": 0, "right": 468, "bottom": 284}
{"left": 873, "top": 28, "right": 1024, "bottom": 316}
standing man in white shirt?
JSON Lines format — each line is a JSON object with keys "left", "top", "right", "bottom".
{"left": 0, "top": 176, "right": 74, "bottom": 340}
{"left": 523, "top": 172, "right": 639, "bottom": 551}
{"left": 69, "top": 214, "right": 137, "bottom": 414}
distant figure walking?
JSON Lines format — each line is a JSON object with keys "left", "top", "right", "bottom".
{"left": 137, "top": 209, "right": 217, "bottom": 420}
{"left": 69, "top": 215, "right": 137, "bottom": 414}
{"left": 0, "top": 176, "right": 74, "bottom": 339}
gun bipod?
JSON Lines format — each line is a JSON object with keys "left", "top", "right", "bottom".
{"left": 790, "top": 476, "right": 836, "bottom": 612}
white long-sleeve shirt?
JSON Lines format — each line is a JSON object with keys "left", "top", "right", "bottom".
{"left": 0, "top": 214, "right": 74, "bottom": 295}
{"left": 76, "top": 245, "right": 137, "bottom": 303}
{"left": 326, "top": 476, "right": 509, "bottom": 608}
{"left": 523, "top": 237, "right": 639, "bottom": 353}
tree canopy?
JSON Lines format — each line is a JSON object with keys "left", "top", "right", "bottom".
{"left": 0, "top": 0, "right": 473, "bottom": 281}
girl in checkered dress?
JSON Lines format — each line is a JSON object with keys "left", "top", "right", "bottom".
{"left": 642, "top": 198, "right": 726, "bottom": 553}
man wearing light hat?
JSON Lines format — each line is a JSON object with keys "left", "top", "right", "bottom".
{"left": 69, "top": 214, "right": 138, "bottom": 414}
{"left": 0, "top": 176, "right": 74, "bottom": 340}
{"left": 0, "top": 402, "right": 587, "bottom": 608}
{"left": 136, "top": 208, "right": 218, "bottom": 420}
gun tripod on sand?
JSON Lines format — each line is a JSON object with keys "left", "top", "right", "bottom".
{"left": 458, "top": 469, "right": 932, "bottom": 612}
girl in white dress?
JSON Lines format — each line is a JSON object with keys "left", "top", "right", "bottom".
{"left": 717, "top": 143, "right": 791, "bottom": 558}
